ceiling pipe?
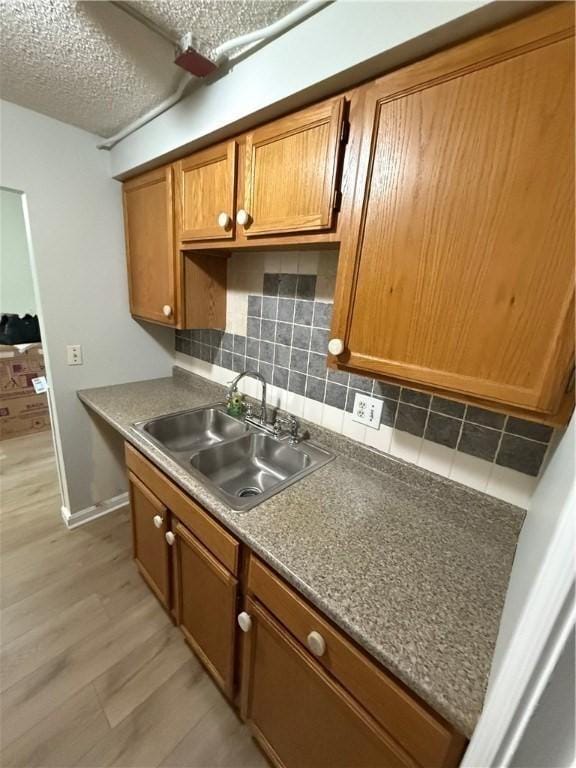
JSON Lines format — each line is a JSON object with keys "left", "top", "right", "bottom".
{"left": 110, "top": 1, "right": 181, "bottom": 47}
{"left": 212, "top": 0, "right": 331, "bottom": 61}
{"left": 97, "top": 0, "right": 331, "bottom": 151}
{"left": 97, "top": 71, "right": 193, "bottom": 150}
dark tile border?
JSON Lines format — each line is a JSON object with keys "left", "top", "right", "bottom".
{"left": 175, "top": 271, "right": 554, "bottom": 478}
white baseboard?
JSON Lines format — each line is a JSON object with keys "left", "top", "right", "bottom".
{"left": 60, "top": 492, "right": 129, "bottom": 530}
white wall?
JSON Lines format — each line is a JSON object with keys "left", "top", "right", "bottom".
{"left": 0, "top": 100, "right": 173, "bottom": 515}
{"left": 509, "top": 630, "right": 575, "bottom": 768}
{"left": 490, "top": 417, "right": 575, "bottom": 679}
{"left": 462, "top": 417, "right": 574, "bottom": 765}
{"left": 0, "top": 188, "right": 36, "bottom": 314}
{"left": 108, "top": 0, "right": 539, "bottom": 178}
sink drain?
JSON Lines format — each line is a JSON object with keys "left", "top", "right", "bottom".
{"left": 237, "top": 487, "right": 261, "bottom": 498}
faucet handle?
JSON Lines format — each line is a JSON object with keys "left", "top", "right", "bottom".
{"left": 273, "top": 414, "right": 300, "bottom": 442}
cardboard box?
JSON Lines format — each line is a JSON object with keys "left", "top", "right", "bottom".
{"left": 0, "top": 348, "right": 50, "bottom": 441}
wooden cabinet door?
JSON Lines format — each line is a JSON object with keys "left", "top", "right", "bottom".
{"left": 175, "top": 521, "right": 238, "bottom": 696}
{"left": 128, "top": 472, "right": 170, "bottom": 609}
{"left": 123, "top": 166, "right": 178, "bottom": 326}
{"left": 242, "top": 98, "right": 345, "bottom": 237}
{"left": 240, "top": 598, "right": 413, "bottom": 768}
{"left": 333, "top": 9, "right": 575, "bottom": 415}
{"left": 175, "top": 141, "right": 237, "bottom": 242}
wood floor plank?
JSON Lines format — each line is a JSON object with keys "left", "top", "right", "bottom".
{"left": 0, "top": 593, "right": 108, "bottom": 691}
{"left": 0, "top": 595, "right": 170, "bottom": 746}
{"left": 94, "top": 624, "right": 193, "bottom": 728}
{"left": 1, "top": 552, "right": 139, "bottom": 645}
{"left": 0, "top": 684, "right": 111, "bottom": 768}
{"left": 1, "top": 430, "right": 267, "bottom": 768}
{"left": 0, "top": 497, "right": 67, "bottom": 553}
{"left": 78, "top": 660, "right": 222, "bottom": 768}
{"left": 160, "top": 686, "right": 268, "bottom": 768}
{"left": 1, "top": 518, "right": 132, "bottom": 608}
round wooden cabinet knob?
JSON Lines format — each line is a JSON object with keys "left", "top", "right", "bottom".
{"left": 328, "top": 338, "right": 345, "bottom": 356}
{"left": 236, "top": 209, "right": 250, "bottom": 227}
{"left": 153, "top": 514, "right": 163, "bottom": 529}
{"left": 217, "top": 211, "right": 231, "bottom": 229}
{"left": 306, "top": 631, "right": 326, "bottom": 657}
{"left": 165, "top": 531, "right": 175, "bottom": 546}
{"left": 162, "top": 304, "right": 173, "bottom": 318}
{"left": 237, "top": 612, "right": 252, "bottom": 633}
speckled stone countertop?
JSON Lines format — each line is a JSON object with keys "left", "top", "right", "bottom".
{"left": 78, "top": 367, "right": 524, "bottom": 738}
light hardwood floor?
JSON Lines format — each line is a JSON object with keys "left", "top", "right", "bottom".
{"left": 0, "top": 431, "right": 267, "bottom": 768}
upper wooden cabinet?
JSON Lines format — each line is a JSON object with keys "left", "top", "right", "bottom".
{"left": 175, "top": 141, "right": 237, "bottom": 242}
{"left": 241, "top": 98, "right": 345, "bottom": 237}
{"left": 124, "top": 165, "right": 227, "bottom": 330}
{"left": 332, "top": 7, "right": 575, "bottom": 417}
{"left": 123, "top": 166, "right": 179, "bottom": 326}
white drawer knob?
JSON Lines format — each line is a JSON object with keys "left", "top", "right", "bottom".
{"left": 153, "top": 514, "right": 163, "bottom": 529}
{"left": 165, "top": 531, "right": 175, "bottom": 545}
{"left": 237, "top": 611, "right": 252, "bottom": 632}
{"left": 217, "top": 211, "right": 231, "bottom": 229}
{"left": 328, "top": 338, "right": 345, "bottom": 356}
{"left": 236, "top": 209, "right": 250, "bottom": 227}
{"left": 306, "top": 631, "right": 326, "bottom": 657}
{"left": 162, "top": 304, "right": 173, "bottom": 317}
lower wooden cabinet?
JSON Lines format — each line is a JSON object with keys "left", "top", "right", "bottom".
{"left": 125, "top": 443, "right": 466, "bottom": 767}
{"left": 127, "top": 471, "right": 170, "bottom": 609}
{"left": 174, "top": 521, "right": 238, "bottom": 697}
{"left": 240, "top": 596, "right": 414, "bottom": 768}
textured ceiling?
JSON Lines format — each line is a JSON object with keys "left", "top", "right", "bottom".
{"left": 123, "top": 0, "right": 302, "bottom": 54}
{"left": 0, "top": 0, "right": 302, "bottom": 137}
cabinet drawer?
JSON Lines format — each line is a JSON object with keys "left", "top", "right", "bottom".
{"left": 125, "top": 443, "right": 240, "bottom": 575}
{"left": 247, "top": 556, "right": 465, "bottom": 768}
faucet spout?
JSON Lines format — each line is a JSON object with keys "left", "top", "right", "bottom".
{"left": 228, "top": 370, "right": 268, "bottom": 424}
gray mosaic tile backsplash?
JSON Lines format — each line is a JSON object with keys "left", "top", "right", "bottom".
{"left": 176, "top": 272, "right": 554, "bottom": 478}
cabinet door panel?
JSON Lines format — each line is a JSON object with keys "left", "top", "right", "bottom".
{"left": 241, "top": 598, "right": 414, "bottom": 768}
{"left": 176, "top": 141, "right": 237, "bottom": 241}
{"left": 337, "top": 29, "right": 574, "bottom": 414}
{"left": 123, "top": 166, "right": 177, "bottom": 325}
{"left": 243, "top": 98, "right": 344, "bottom": 236}
{"left": 128, "top": 472, "right": 170, "bottom": 609}
{"left": 175, "top": 522, "right": 238, "bottom": 696}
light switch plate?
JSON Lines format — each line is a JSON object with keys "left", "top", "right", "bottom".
{"left": 67, "top": 344, "right": 83, "bottom": 365}
{"left": 352, "top": 392, "right": 383, "bottom": 429}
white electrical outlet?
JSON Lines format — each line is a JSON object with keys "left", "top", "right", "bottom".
{"left": 67, "top": 344, "right": 83, "bottom": 366}
{"left": 352, "top": 392, "right": 383, "bottom": 429}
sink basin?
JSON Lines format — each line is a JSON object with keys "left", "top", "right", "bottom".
{"left": 137, "top": 406, "right": 247, "bottom": 454}
{"left": 133, "top": 404, "right": 334, "bottom": 510}
{"left": 191, "top": 433, "right": 311, "bottom": 499}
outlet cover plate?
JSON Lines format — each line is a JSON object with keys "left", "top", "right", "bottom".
{"left": 352, "top": 392, "right": 383, "bottom": 429}
{"left": 67, "top": 344, "right": 83, "bottom": 365}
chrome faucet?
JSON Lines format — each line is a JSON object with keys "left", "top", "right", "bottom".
{"left": 226, "top": 370, "right": 300, "bottom": 443}
{"left": 227, "top": 370, "right": 268, "bottom": 426}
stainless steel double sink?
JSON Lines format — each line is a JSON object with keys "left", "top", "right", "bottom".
{"left": 132, "top": 404, "right": 333, "bottom": 511}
